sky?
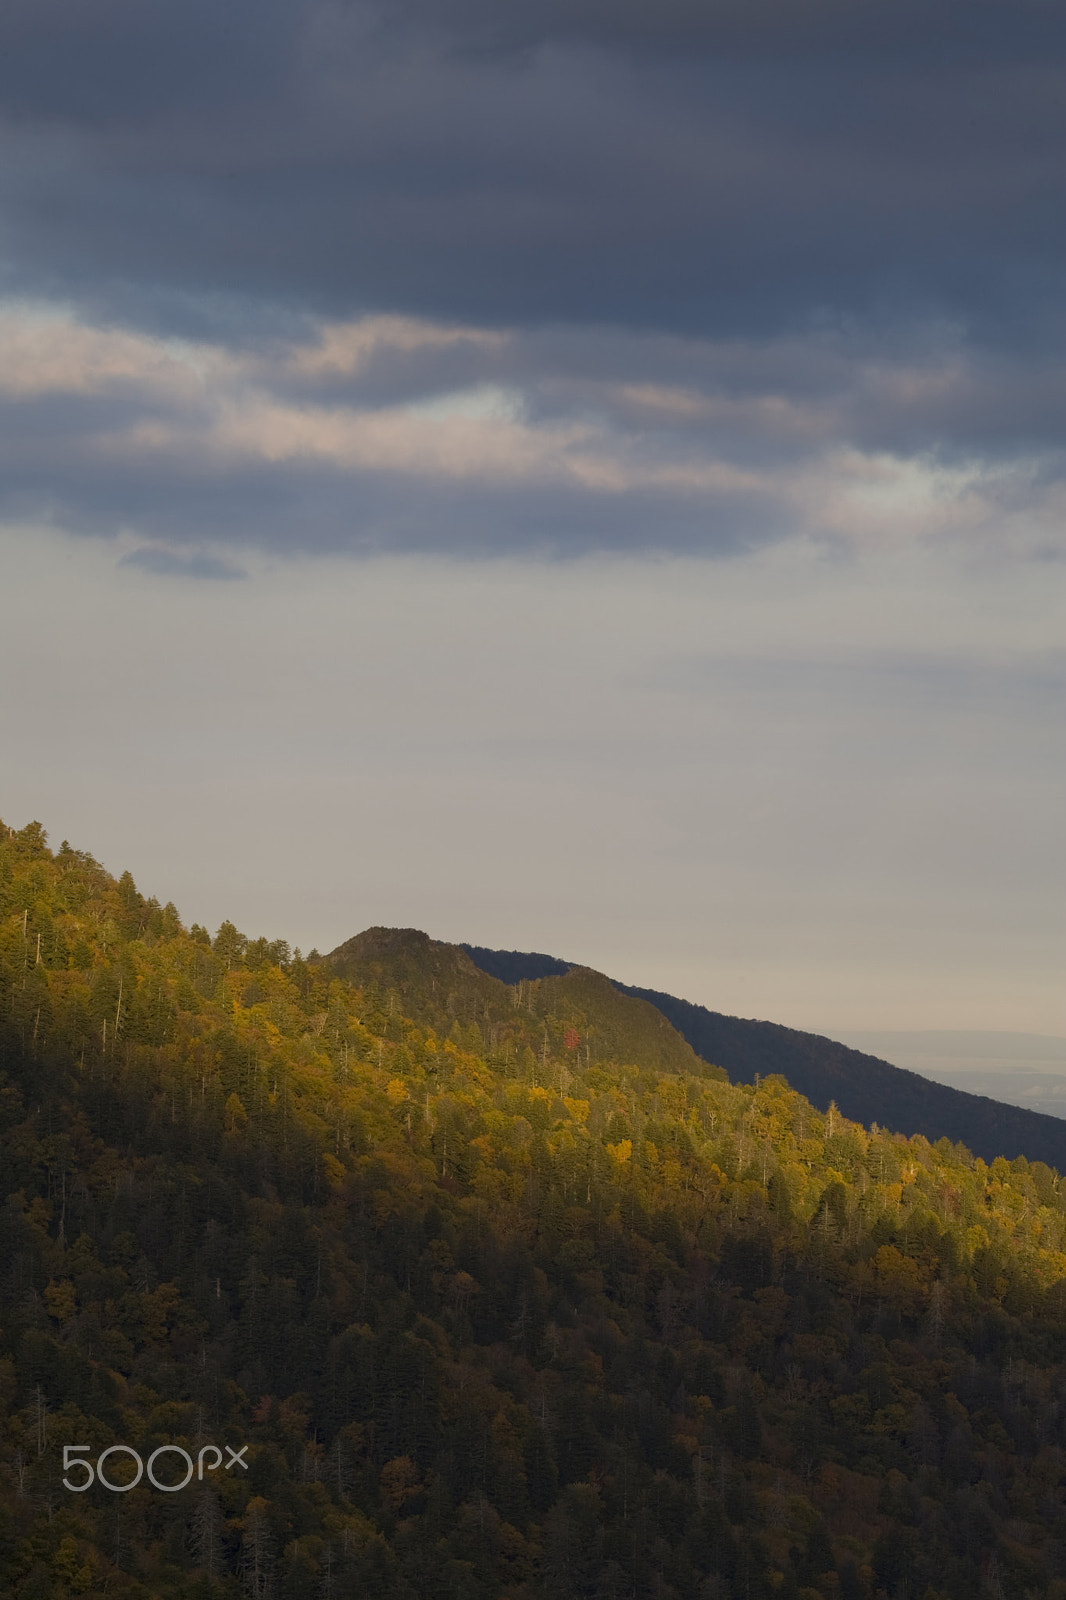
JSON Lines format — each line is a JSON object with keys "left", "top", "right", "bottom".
{"left": 1, "top": 0, "right": 1063, "bottom": 1035}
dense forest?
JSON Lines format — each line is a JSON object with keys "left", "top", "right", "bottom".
{"left": 2, "top": 820, "right": 1066, "bottom": 1600}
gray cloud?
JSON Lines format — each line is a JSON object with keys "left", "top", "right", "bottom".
{"left": 382, "top": 0, "right": 1061, "bottom": 61}
{"left": 0, "top": 307, "right": 1063, "bottom": 561}
{"left": 2, "top": 1, "right": 1066, "bottom": 559}
{"left": 1, "top": 0, "right": 1065, "bottom": 347}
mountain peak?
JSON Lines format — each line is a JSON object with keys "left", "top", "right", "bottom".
{"left": 330, "top": 925, "right": 442, "bottom": 962}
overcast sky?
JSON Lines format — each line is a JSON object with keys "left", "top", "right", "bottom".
{"left": 1, "top": 0, "right": 1063, "bottom": 1034}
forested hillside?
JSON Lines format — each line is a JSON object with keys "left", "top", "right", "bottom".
{"left": 3, "top": 821, "right": 1066, "bottom": 1600}
{"left": 328, "top": 929, "right": 720, "bottom": 1086}
{"left": 459, "top": 948, "right": 1066, "bottom": 1166}
{"left": 615, "top": 988, "right": 1066, "bottom": 1170}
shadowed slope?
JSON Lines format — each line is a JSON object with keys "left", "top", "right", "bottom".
{"left": 462, "top": 944, "right": 571, "bottom": 982}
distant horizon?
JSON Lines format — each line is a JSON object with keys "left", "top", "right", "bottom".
{"left": 7, "top": 803, "right": 1065, "bottom": 1043}
{"left": 827, "top": 1027, "right": 1066, "bottom": 1052}
{"left": 9, "top": 810, "right": 1064, "bottom": 1052}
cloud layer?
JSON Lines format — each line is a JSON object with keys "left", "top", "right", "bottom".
{"left": 1, "top": 1, "right": 1065, "bottom": 557}
{"left": 3, "top": 1, "right": 1065, "bottom": 338}
{"left": 0, "top": 302, "right": 1062, "bottom": 558}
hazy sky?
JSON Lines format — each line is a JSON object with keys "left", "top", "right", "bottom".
{"left": 1, "top": 0, "right": 1063, "bottom": 1033}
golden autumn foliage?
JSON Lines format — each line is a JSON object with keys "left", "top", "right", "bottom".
{"left": 3, "top": 820, "right": 1066, "bottom": 1600}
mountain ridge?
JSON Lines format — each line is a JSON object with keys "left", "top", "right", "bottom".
{"left": 327, "top": 928, "right": 723, "bottom": 1084}
{"left": 459, "top": 944, "right": 1066, "bottom": 1167}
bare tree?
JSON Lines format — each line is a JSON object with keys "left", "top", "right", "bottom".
{"left": 191, "top": 1486, "right": 224, "bottom": 1581}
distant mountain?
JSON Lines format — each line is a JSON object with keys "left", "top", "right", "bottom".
{"left": 829, "top": 1028, "right": 1066, "bottom": 1121}
{"left": 620, "top": 985, "right": 1066, "bottom": 1168}
{"left": 329, "top": 928, "right": 721, "bottom": 1082}
{"left": 462, "top": 943, "right": 571, "bottom": 982}
{"left": 461, "top": 946, "right": 1066, "bottom": 1168}
{"left": 329, "top": 925, "right": 505, "bottom": 1029}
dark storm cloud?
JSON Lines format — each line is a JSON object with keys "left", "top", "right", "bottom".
{"left": 2, "top": 0, "right": 1065, "bottom": 345}
{"left": 3, "top": 0, "right": 1066, "bottom": 558}
{"left": 382, "top": 0, "right": 1059, "bottom": 61}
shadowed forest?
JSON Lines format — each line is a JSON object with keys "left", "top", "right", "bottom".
{"left": 2, "top": 821, "right": 1066, "bottom": 1600}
